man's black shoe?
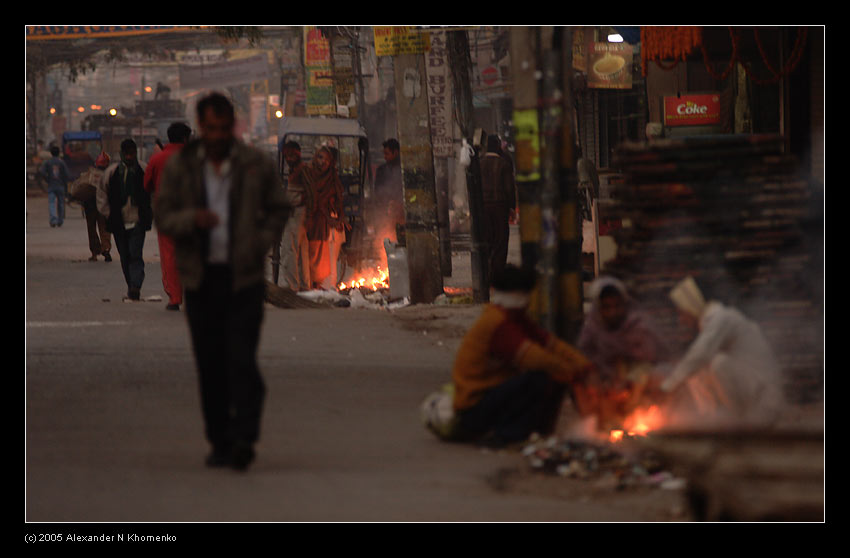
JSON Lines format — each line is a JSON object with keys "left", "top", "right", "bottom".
{"left": 103, "top": 251, "right": 112, "bottom": 262}
{"left": 230, "top": 443, "right": 255, "bottom": 471}
{"left": 127, "top": 288, "right": 141, "bottom": 301}
{"left": 166, "top": 304, "right": 180, "bottom": 311}
{"left": 205, "top": 447, "right": 232, "bottom": 468}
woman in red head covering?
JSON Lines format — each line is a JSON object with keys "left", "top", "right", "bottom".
{"left": 303, "top": 146, "right": 346, "bottom": 289}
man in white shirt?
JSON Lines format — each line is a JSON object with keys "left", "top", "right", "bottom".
{"left": 155, "top": 93, "right": 290, "bottom": 471}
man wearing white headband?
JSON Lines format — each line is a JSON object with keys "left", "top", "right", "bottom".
{"left": 662, "top": 276, "right": 785, "bottom": 425}
{"left": 447, "top": 265, "right": 593, "bottom": 448}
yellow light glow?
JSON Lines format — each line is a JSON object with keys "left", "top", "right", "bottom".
{"left": 49, "top": 107, "right": 56, "bottom": 114}
{"left": 275, "top": 110, "right": 283, "bottom": 118}
{"left": 144, "top": 86, "right": 152, "bottom": 93}
{"left": 77, "top": 106, "right": 85, "bottom": 113}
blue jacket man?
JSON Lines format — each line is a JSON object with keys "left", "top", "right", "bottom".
{"left": 39, "top": 146, "right": 70, "bottom": 227}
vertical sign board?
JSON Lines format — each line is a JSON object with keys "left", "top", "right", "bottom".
{"left": 663, "top": 94, "right": 722, "bottom": 127}
{"left": 424, "top": 30, "right": 452, "bottom": 158}
{"left": 304, "top": 26, "right": 335, "bottom": 115}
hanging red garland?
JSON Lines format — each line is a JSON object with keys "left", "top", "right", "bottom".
{"left": 643, "top": 26, "right": 809, "bottom": 86}
{"left": 641, "top": 26, "right": 703, "bottom": 77}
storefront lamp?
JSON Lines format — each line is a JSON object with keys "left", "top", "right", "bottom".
{"left": 275, "top": 110, "right": 283, "bottom": 119}
{"left": 109, "top": 108, "right": 118, "bottom": 116}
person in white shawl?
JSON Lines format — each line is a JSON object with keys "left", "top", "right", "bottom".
{"left": 660, "top": 277, "right": 786, "bottom": 426}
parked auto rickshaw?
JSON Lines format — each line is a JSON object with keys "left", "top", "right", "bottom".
{"left": 272, "top": 116, "right": 374, "bottom": 287}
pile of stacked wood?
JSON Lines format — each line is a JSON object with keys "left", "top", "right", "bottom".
{"left": 602, "top": 134, "right": 823, "bottom": 403}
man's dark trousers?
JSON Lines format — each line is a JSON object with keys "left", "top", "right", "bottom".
{"left": 184, "top": 265, "right": 266, "bottom": 453}
{"left": 112, "top": 224, "right": 146, "bottom": 292}
{"left": 455, "top": 370, "right": 566, "bottom": 446}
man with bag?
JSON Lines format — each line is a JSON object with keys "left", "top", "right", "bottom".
{"left": 70, "top": 152, "right": 112, "bottom": 262}
{"left": 97, "top": 139, "right": 152, "bottom": 301}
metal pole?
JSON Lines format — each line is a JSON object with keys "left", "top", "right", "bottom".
{"left": 557, "top": 27, "right": 583, "bottom": 343}
{"left": 510, "top": 27, "right": 544, "bottom": 313}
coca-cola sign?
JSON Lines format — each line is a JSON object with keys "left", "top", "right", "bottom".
{"left": 663, "top": 94, "right": 721, "bottom": 127}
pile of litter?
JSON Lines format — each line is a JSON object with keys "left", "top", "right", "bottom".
{"left": 519, "top": 434, "right": 687, "bottom": 491}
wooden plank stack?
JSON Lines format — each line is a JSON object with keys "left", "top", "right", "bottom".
{"left": 602, "top": 134, "right": 823, "bottom": 403}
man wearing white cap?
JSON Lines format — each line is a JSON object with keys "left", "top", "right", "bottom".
{"left": 661, "top": 276, "right": 786, "bottom": 425}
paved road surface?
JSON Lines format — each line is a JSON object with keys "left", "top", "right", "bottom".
{"left": 26, "top": 192, "right": 689, "bottom": 526}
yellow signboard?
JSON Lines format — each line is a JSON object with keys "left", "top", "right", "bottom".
{"left": 374, "top": 26, "right": 431, "bottom": 56}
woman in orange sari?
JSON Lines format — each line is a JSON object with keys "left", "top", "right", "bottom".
{"left": 303, "top": 146, "right": 346, "bottom": 289}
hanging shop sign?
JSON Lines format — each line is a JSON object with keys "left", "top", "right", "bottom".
{"left": 374, "top": 26, "right": 431, "bottom": 57}
{"left": 304, "top": 26, "right": 335, "bottom": 116}
{"left": 663, "top": 94, "right": 721, "bottom": 127}
{"left": 587, "top": 42, "right": 633, "bottom": 90}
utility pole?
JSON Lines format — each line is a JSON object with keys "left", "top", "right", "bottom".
{"left": 510, "top": 26, "right": 582, "bottom": 341}
{"left": 447, "top": 30, "right": 488, "bottom": 302}
{"left": 556, "top": 27, "right": 583, "bottom": 343}
{"left": 392, "top": 52, "right": 444, "bottom": 304}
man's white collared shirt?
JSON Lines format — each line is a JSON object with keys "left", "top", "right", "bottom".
{"left": 203, "top": 158, "right": 232, "bottom": 264}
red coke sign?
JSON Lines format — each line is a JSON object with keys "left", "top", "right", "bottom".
{"left": 663, "top": 94, "right": 721, "bottom": 127}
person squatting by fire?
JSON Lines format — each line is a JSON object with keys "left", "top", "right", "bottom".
{"left": 421, "top": 271, "right": 787, "bottom": 447}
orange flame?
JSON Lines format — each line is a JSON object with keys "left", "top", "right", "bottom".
{"left": 338, "top": 266, "right": 389, "bottom": 292}
{"left": 609, "top": 405, "right": 665, "bottom": 442}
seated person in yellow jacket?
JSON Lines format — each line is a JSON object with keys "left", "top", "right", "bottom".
{"left": 448, "top": 265, "right": 593, "bottom": 448}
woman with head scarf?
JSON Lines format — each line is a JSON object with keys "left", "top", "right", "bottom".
{"left": 303, "top": 145, "right": 346, "bottom": 289}
{"left": 577, "top": 276, "right": 667, "bottom": 386}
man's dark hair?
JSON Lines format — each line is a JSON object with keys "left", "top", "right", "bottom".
{"left": 196, "top": 92, "right": 235, "bottom": 122}
{"left": 382, "top": 138, "right": 400, "bottom": 152}
{"left": 487, "top": 134, "right": 501, "bottom": 153}
{"left": 50, "top": 146, "right": 60, "bottom": 157}
{"left": 491, "top": 264, "right": 537, "bottom": 293}
{"left": 283, "top": 140, "right": 301, "bottom": 152}
{"left": 120, "top": 139, "right": 137, "bottom": 154}
{"left": 167, "top": 122, "right": 192, "bottom": 144}
{"left": 599, "top": 284, "right": 624, "bottom": 301}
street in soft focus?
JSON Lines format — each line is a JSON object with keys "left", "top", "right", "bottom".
{"left": 26, "top": 25, "right": 824, "bottom": 525}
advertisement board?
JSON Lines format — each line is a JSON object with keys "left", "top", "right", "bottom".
{"left": 663, "top": 94, "right": 722, "bottom": 127}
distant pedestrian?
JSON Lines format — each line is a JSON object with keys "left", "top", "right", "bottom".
{"left": 279, "top": 141, "right": 311, "bottom": 291}
{"left": 97, "top": 139, "right": 152, "bottom": 301}
{"left": 479, "top": 134, "right": 516, "bottom": 280}
{"left": 69, "top": 151, "right": 112, "bottom": 261}
{"left": 144, "top": 122, "right": 192, "bottom": 311}
{"left": 155, "top": 92, "right": 290, "bottom": 471}
{"left": 373, "top": 138, "right": 404, "bottom": 237}
{"left": 39, "top": 146, "right": 70, "bottom": 227}
{"left": 303, "top": 145, "right": 346, "bottom": 290}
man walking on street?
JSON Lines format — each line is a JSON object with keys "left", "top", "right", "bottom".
{"left": 97, "top": 139, "right": 152, "bottom": 301}
{"left": 280, "top": 141, "right": 311, "bottom": 291}
{"left": 39, "top": 146, "right": 70, "bottom": 227}
{"left": 479, "top": 134, "right": 516, "bottom": 280}
{"left": 155, "top": 92, "right": 290, "bottom": 471}
{"left": 144, "top": 122, "right": 192, "bottom": 310}
{"left": 69, "top": 151, "right": 112, "bottom": 261}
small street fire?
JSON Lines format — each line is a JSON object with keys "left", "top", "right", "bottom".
{"left": 338, "top": 266, "right": 389, "bottom": 292}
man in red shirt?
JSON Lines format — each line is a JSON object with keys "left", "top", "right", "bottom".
{"left": 145, "top": 122, "right": 192, "bottom": 310}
